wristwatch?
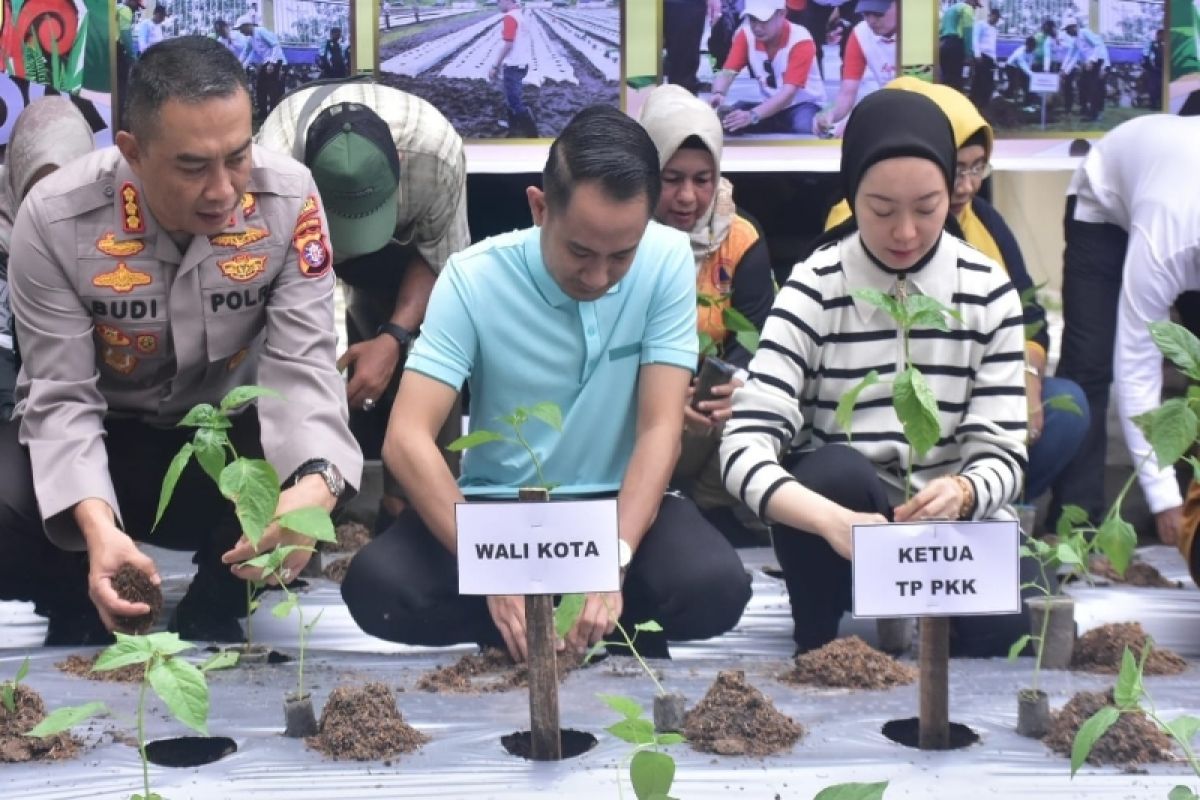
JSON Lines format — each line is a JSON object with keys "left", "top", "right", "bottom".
{"left": 377, "top": 322, "right": 417, "bottom": 348}
{"left": 293, "top": 458, "right": 346, "bottom": 500}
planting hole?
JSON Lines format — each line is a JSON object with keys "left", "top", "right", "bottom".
{"left": 881, "top": 718, "right": 979, "bottom": 750}
{"left": 500, "top": 729, "right": 597, "bottom": 760}
{"left": 144, "top": 736, "right": 237, "bottom": 767}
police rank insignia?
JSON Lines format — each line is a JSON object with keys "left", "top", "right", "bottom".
{"left": 211, "top": 227, "right": 269, "bottom": 249}
{"left": 293, "top": 196, "right": 330, "bottom": 278}
{"left": 241, "top": 193, "right": 257, "bottom": 219}
{"left": 95, "top": 324, "right": 131, "bottom": 347}
{"left": 217, "top": 253, "right": 268, "bottom": 282}
{"left": 120, "top": 183, "right": 145, "bottom": 234}
{"left": 92, "top": 263, "right": 152, "bottom": 293}
{"left": 96, "top": 232, "right": 145, "bottom": 257}
{"left": 102, "top": 346, "right": 137, "bottom": 375}
{"left": 135, "top": 333, "right": 158, "bottom": 354}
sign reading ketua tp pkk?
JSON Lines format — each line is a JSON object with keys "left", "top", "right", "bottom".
{"left": 851, "top": 520, "right": 1020, "bottom": 618}
{"left": 456, "top": 499, "right": 620, "bottom": 596}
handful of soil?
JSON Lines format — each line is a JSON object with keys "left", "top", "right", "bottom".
{"left": 1043, "top": 689, "right": 1173, "bottom": 767}
{"left": 416, "top": 647, "right": 586, "bottom": 694}
{"left": 56, "top": 653, "right": 143, "bottom": 684}
{"left": 0, "top": 685, "right": 80, "bottom": 762}
{"left": 1089, "top": 556, "right": 1182, "bottom": 588}
{"left": 1071, "top": 622, "right": 1187, "bottom": 676}
{"left": 322, "top": 557, "right": 351, "bottom": 584}
{"left": 320, "top": 522, "right": 371, "bottom": 554}
{"left": 683, "top": 669, "right": 804, "bottom": 756}
{"left": 111, "top": 563, "right": 162, "bottom": 634}
{"left": 307, "top": 682, "right": 429, "bottom": 761}
{"left": 781, "top": 636, "right": 916, "bottom": 690}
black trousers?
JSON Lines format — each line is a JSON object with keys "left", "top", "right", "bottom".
{"left": 256, "top": 61, "right": 285, "bottom": 120}
{"left": 939, "top": 35, "right": 966, "bottom": 92}
{"left": 970, "top": 55, "right": 996, "bottom": 110}
{"left": 340, "top": 493, "right": 752, "bottom": 654}
{"left": 1079, "top": 61, "right": 1106, "bottom": 119}
{"left": 772, "top": 446, "right": 1043, "bottom": 656}
{"left": 663, "top": 0, "right": 707, "bottom": 91}
{"left": 0, "top": 413, "right": 262, "bottom": 618}
{"left": 1005, "top": 65, "right": 1030, "bottom": 102}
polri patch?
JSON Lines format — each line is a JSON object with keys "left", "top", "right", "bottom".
{"left": 95, "top": 324, "right": 131, "bottom": 347}
{"left": 211, "top": 227, "right": 269, "bottom": 249}
{"left": 218, "top": 253, "right": 268, "bottom": 282}
{"left": 120, "top": 183, "right": 145, "bottom": 234}
{"left": 92, "top": 263, "right": 152, "bottom": 294}
{"left": 96, "top": 232, "right": 145, "bottom": 257}
{"left": 135, "top": 333, "right": 158, "bottom": 354}
{"left": 293, "top": 197, "right": 330, "bottom": 278}
{"left": 102, "top": 346, "right": 137, "bottom": 375}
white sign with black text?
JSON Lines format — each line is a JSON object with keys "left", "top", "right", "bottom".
{"left": 456, "top": 499, "right": 620, "bottom": 596}
{"left": 1030, "top": 72, "right": 1062, "bottom": 95}
{"left": 851, "top": 520, "right": 1020, "bottom": 618}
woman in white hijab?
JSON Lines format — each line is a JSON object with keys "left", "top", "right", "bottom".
{"left": 638, "top": 84, "right": 775, "bottom": 535}
{"left": 0, "top": 97, "right": 96, "bottom": 419}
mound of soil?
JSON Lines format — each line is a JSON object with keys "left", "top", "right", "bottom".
{"left": 307, "top": 683, "right": 429, "bottom": 761}
{"left": 111, "top": 563, "right": 162, "bottom": 633}
{"left": 0, "top": 685, "right": 80, "bottom": 762}
{"left": 781, "top": 636, "right": 916, "bottom": 690}
{"left": 1043, "top": 689, "right": 1173, "bottom": 767}
{"left": 1071, "top": 623, "right": 1188, "bottom": 676}
{"left": 417, "top": 647, "right": 585, "bottom": 694}
{"left": 320, "top": 522, "right": 371, "bottom": 554}
{"left": 57, "top": 653, "right": 143, "bottom": 684}
{"left": 322, "top": 557, "right": 351, "bottom": 584}
{"left": 1090, "top": 556, "right": 1182, "bottom": 588}
{"left": 682, "top": 670, "right": 803, "bottom": 756}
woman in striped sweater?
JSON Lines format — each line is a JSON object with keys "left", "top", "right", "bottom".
{"left": 721, "top": 89, "right": 1038, "bottom": 656}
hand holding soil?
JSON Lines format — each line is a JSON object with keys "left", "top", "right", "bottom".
{"left": 110, "top": 563, "right": 163, "bottom": 634}
{"left": 486, "top": 594, "right": 529, "bottom": 663}
{"left": 562, "top": 591, "right": 622, "bottom": 656}
{"left": 85, "top": 527, "right": 160, "bottom": 632}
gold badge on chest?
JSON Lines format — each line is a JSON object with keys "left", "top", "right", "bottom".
{"left": 92, "top": 263, "right": 152, "bottom": 293}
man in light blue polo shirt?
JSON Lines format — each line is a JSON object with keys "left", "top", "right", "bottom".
{"left": 341, "top": 106, "right": 751, "bottom": 662}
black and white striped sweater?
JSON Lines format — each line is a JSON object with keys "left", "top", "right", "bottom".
{"left": 720, "top": 231, "right": 1028, "bottom": 522}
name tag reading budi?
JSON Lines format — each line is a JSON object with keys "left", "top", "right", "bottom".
{"left": 851, "top": 519, "right": 1020, "bottom": 618}
{"left": 456, "top": 498, "right": 620, "bottom": 596}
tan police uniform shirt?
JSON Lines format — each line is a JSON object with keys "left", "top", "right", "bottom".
{"left": 256, "top": 82, "right": 470, "bottom": 272}
{"left": 8, "top": 145, "right": 363, "bottom": 549}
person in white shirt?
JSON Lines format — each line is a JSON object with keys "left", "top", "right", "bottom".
{"left": 1004, "top": 36, "right": 1036, "bottom": 104}
{"left": 235, "top": 13, "right": 286, "bottom": 120}
{"left": 487, "top": 0, "right": 537, "bottom": 137}
{"left": 1051, "top": 115, "right": 1200, "bottom": 546}
{"left": 968, "top": 7, "right": 999, "bottom": 110}
{"left": 812, "top": 0, "right": 896, "bottom": 138}
{"left": 134, "top": 5, "right": 167, "bottom": 57}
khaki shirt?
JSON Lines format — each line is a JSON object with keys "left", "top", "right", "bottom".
{"left": 9, "top": 145, "right": 363, "bottom": 549}
{"left": 257, "top": 82, "right": 470, "bottom": 273}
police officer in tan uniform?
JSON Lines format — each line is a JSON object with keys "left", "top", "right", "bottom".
{"left": 0, "top": 36, "right": 362, "bottom": 645}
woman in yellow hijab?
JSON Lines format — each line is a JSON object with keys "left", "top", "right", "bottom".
{"left": 826, "top": 77, "right": 1088, "bottom": 518}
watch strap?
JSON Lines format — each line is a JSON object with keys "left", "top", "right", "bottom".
{"left": 377, "top": 321, "right": 417, "bottom": 347}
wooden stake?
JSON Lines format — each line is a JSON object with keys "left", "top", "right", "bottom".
{"left": 918, "top": 616, "right": 950, "bottom": 750}
{"left": 519, "top": 487, "right": 561, "bottom": 761}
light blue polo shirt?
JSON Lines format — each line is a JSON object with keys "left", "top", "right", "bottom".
{"left": 405, "top": 220, "right": 697, "bottom": 496}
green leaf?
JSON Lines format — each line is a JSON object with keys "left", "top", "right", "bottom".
{"left": 148, "top": 658, "right": 209, "bottom": 736}
{"left": 635, "top": 621, "right": 664, "bottom": 633}
{"left": 599, "top": 693, "right": 644, "bottom": 720}
{"left": 1132, "top": 398, "right": 1198, "bottom": 469}
{"left": 655, "top": 732, "right": 686, "bottom": 746}
{"left": 835, "top": 371, "right": 881, "bottom": 438}
{"left": 1168, "top": 787, "right": 1199, "bottom": 800}
{"left": 178, "top": 403, "right": 225, "bottom": 429}
{"left": 1045, "top": 394, "right": 1083, "bottom": 415}
{"left": 906, "top": 295, "right": 960, "bottom": 332}
{"left": 528, "top": 402, "right": 563, "bottom": 433}
{"left": 24, "top": 702, "right": 107, "bottom": 738}
{"left": 1008, "top": 634, "right": 1032, "bottom": 661}
{"left": 893, "top": 367, "right": 941, "bottom": 457}
{"left": 445, "top": 429, "right": 506, "bottom": 452}
{"left": 697, "top": 331, "right": 717, "bottom": 357}
{"left": 582, "top": 641, "right": 608, "bottom": 664}
{"left": 219, "top": 459, "right": 281, "bottom": 550}
{"left": 220, "top": 385, "right": 282, "bottom": 413}
{"left": 630, "top": 749, "right": 675, "bottom": 800}
{"left": 607, "top": 717, "right": 656, "bottom": 745}
{"left": 1056, "top": 505, "right": 1091, "bottom": 539}
{"left": 1070, "top": 706, "right": 1120, "bottom": 775}
{"left": 1187, "top": 456, "right": 1200, "bottom": 482}
{"left": 94, "top": 635, "right": 156, "bottom": 672}
{"left": 193, "top": 427, "right": 229, "bottom": 486}
{"left": 1113, "top": 647, "right": 1144, "bottom": 709}
{"left": 696, "top": 293, "right": 719, "bottom": 308}
{"left": 813, "top": 782, "right": 890, "bottom": 800}
{"left": 200, "top": 651, "right": 239, "bottom": 672}
{"left": 554, "top": 594, "right": 586, "bottom": 639}
{"left": 1095, "top": 516, "right": 1136, "bottom": 577}
{"left": 734, "top": 328, "right": 760, "bottom": 355}
{"left": 1055, "top": 541, "right": 1084, "bottom": 566}
{"left": 851, "top": 288, "right": 903, "bottom": 323}
{"left": 1150, "top": 321, "right": 1200, "bottom": 382}
{"left": 272, "top": 597, "right": 298, "bottom": 619}
{"left": 15, "top": 657, "right": 29, "bottom": 685}
{"left": 1, "top": 686, "right": 13, "bottom": 714}
{"left": 276, "top": 506, "right": 336, "bottom": 543}
{"left": 1165, "top": 715, "right": 1200, "bottom": 746}
{"left": 153, "top": 443, "right": 194, "bottom": 532}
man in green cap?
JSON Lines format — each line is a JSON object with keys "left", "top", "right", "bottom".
{"left": 257, "top": 82, "right": 470, "bottom": 530}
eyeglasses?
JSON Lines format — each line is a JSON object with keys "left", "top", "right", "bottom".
{"left": 955, "top": 162, "right": 993, "bottom": 181}
{"left": 761, "top": 59, "right": 776, "bottom": 90}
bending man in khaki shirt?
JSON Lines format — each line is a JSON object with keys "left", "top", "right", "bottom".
{"left": 0, "top": 36, "right": 362, "bottom": 646}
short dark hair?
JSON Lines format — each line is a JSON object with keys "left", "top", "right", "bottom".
{"left": 126, "top": 36, "right": 248, "bottom": 140}
{"left": 1025, "top": 36, "right": 1036, "bottom": 48}
{"left": 331, "top": 26, "right": 342, "bottom": 35}
{"left": 543, "top": 105, "right": 661, "bottom": 214}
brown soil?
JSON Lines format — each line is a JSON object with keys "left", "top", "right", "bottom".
{"left": 320, "top": 522, "right": 371, "bottom": 554}
{"left": 1071, "top": 622, "right": 1188, "bottom": 676}
{"left": 0, "top": 685, "right": 80, "bottom": 762}
{"left": 780, "top": 636, "right": 917, "bottom": 690}
{"left": 307, "top": 682, "right": 429, "bottom": 761}
{"left": 111, "top": 563, "right": 162, "bottom": 633}
{"left": 322, "top": 557, "right": 351, "bottom": 584}
{"left": 1090, "top": 556, "right": 1182, "bottom": 588}
{"left": 416, "top": 647, "right": 585, "bottom": 693}
{"left": 683, "top": 670, "right": 804, "bottom": 757}
{"left": 57, "top": 653, "right": 143, "bottom": 684}
{"left": 1043, "top": 689, "right": 1173, "bottom": 767}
